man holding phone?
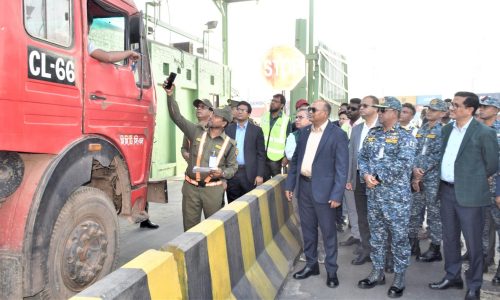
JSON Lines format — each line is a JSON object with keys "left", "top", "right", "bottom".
{"left": 164, "top": 83, "right": 237, "bottom": 231}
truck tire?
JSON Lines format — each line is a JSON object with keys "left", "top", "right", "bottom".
{"left": 46, "top": 186, "right": 119, "bottom": 299}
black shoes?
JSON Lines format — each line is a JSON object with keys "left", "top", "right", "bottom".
{"left": 387, "top": 272, "right": 405, "bottom": 298}
{"left": 464, "top": 289, "right": 480, "bottom": 300}
{"left": 293, "top": 263, "right": 320, "bottom": 279}
{"left": 140, "top": 219, "right": 159, "bottom": 229}
{"left": 493, "top": 261, "right": 500, "bottom": 286}
{"left": 339, "top": 236, "right": 360, "bottom": 246}
{"left": 351, "top": 254, "right": 371, "bottom": 265}
{"left": 418, "top": 243, "right": 442, "bottom": 262}
{"left": 293, "top": 264, "right": 337, "bottom": 288}
{"left": 326, "top": 272, "right": 339, "bottom": 288}
{"left": 428, "top": 278, "right": 464, "bottom": 290}
{"left": 358, "top": 269, "right": 385, "bottom": 289}
{"left": 409, "top": 238, "right": 421, "bottom": 257}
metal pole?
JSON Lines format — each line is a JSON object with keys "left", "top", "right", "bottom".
{"left": 222, "top": 1, "right": 229, "bottom": 65}
{"left": 307, "top": 0, "right": 315, "bottom": 103}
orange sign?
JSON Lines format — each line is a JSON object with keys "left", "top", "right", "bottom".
{"left": 262, "top": 45, "right": 305, "bottom": 90}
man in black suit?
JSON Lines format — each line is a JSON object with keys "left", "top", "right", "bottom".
{"left": 429, "top": 92, "right": 498, "bottom": 300}
{"left": 225, "top": 101, "right": 266, "bottom": 202}
{"left": 285, "top": 99, "right": 349, "bottom": 288}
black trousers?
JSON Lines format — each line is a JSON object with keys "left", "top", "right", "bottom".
{"left": 264, "top": 158, "right": 282, "bottom": 181}
{"left": 227, "top": 167, "right": 254, "bottom": 203}
{"left": 354, "top": 172, "right": 371, "bottom": 256}
{"left": 299, "top": 176, "right": 339, "bottom": 273}
{"left": 440, "top": 182, "right": 484, "bottom": 290}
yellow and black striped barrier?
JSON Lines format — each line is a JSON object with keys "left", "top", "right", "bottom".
{"left": 72, "top": 249, "right": 182, "bottom": 299}
{"left": 166, "top": 175, "right": 301, "bottom": 299}
{"left": 73, "top": 175, "right": 301, "bottom": 299}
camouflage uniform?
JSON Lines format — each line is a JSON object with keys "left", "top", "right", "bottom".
{"left": 480, "top": 96, "right": 500, "bottom": 258}
{"left": 490, "top": 119, "right": 500, "bottom": 253}
{"left": 409, "top": 102, "right": 446, "bottom": 245}
{"left": 359, "top": 122, "right": 417, "bottom": 273}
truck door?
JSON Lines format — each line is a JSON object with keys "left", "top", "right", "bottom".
{"left": 20, "top": 0, "right": 83, "bottom": 154}
{"left": 83, "top": 2, "right": 154, "bottom": 186}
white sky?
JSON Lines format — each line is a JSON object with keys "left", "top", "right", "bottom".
{"left": 137, "top": 0, "right": 500, "bottom": 102}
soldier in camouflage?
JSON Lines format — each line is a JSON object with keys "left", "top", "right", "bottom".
{"left": 357, "top": 97, "right": 417, "bottom": 298}
{"left": 409, "top": 99, "right": 448, "bottom": 262}
{"left": 478, "top": 96, "right": 500, "bottom": 283}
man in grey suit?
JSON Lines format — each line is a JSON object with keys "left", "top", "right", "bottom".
{"left": 285, "top": 99, "right": 349, "bottom": 288}
{"left": 346, "top": 95, "right": 380, "bottom": 265}
{"left": 429, "top": 91, "right": 499, "bottom": 300}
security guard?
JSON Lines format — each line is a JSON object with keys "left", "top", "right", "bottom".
{"left": 409, "top": 99, "right": 447, "bottom": 262}
{"left": 165, "top": 85, "right": 237, "bottom": 231}
{"left": 261, "top": 94, "right": 291, "bottom": 180}
{"left": 358, "top": 97, "right": 416, "bottom": 298}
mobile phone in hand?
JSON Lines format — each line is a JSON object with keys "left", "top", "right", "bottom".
{"left": 163, "top": 72, "right": 177, "bottom": 89}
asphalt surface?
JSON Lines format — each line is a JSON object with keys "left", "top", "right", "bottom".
{"left": 117, "top": 178, "right": 500, "bottom": 299}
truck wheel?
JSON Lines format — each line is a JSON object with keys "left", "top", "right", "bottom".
{"left": 46, "top": 186, "right": 119, "bottom": 299}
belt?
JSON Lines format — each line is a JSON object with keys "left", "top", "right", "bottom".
{"left": 185, "top": 175, "right": 222, "bottom": 187}
{"left": 300, "top": 174, "right": 312, "bottom": 182}
{"left": 440, "top": 180, "right": 454, "bottom": 187}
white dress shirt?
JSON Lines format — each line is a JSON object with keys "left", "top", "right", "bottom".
{"left": 358, "top": 117, "right": 379, "bottom": 153}
{"left": 301, "top": 120, "right": 328, "bottom": 177}
{"left": 440, "top": 118, "right": 473, "bottom": 183}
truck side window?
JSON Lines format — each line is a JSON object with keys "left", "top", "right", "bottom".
{"left": 88, "top": 16, "right": 126, "bottom": 66}
{"left": 24, "top": 0, "right": 72, "bottom": 47}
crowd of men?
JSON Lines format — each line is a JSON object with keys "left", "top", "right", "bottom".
{"left": 162, "top": 82, "right": 500, "bottom": 300}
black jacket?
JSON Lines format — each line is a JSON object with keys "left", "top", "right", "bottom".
{"left": 225, "top": 121, "right": 266, "bottom": 182}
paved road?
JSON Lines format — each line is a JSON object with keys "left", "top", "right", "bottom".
{"left": 117, "top": 178, "right": 500, "bottom": 299}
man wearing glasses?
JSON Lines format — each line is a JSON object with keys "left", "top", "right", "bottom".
{"left": 345, "top": 95, "right": 380, "bottom": 266}
{"left": 285, "top": 100, "right": 348, "bottom": 289}
{"left": 345, "top": 98, "right": 363, "bottom": 138}
{"left": 225, "top": 101, "right": 266, "bottom": 202}
{"left": 358, "top": 97, "right": 416, "bottom": 298}
{"left": 180, "top": 99, "right": 214, "bottom": 161}
{"left": 428, "top": 92, "right": 498, "bottom": 300}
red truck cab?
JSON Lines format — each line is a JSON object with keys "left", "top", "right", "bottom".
{"left": 0, "top": 0, "right": 156, "bottom": 298}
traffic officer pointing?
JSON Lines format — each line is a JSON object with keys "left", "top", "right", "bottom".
{"left": 165, "top": 84, "right": 237, "bottom": 231}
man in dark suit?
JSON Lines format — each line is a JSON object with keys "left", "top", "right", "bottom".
{"left": 429, "top": 91, "right": 498, "bottom": 300}
{"left": 225, "top": 101, "right": 265, "bottom": 202}
{"left": 345, "top": 95, "right": 380, "bottom": 265}
{"left": 285, "top": 99, "right": 349, "bottom": 288}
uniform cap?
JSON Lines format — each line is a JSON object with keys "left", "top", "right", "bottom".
{"left": 295, "top": 99, "right": 309, "bottom": 110}
{"left": 228, "top": 99, "right": 240, "bottom": 108}
{"left": 425, "top": 98, "right": 448, "bottom": 112}
{"left": 480, "top": 96, "right": 500, "bottom": 109}
{"left": 373, "top": 96, "right": 402, "bottom": 111}
{"left": 193, "top": 99, "right": 213, "bottom": 109}
{"left": 213, "top": 107, "right": 233, "bottom": 123}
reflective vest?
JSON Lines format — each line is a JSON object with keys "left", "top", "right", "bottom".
{"left": 261, "top": 112, "right": 289, "bottom": 161}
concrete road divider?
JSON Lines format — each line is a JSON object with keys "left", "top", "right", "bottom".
{"left": 73, "top": 175, "right": 301, "bottom": 299}
{"left": 165, "top": 175, "right": 301, "bottom": 299}
{"left": 71, "top": 249, "right": 182, "bottom": 300}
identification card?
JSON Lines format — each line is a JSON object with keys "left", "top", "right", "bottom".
{"left": 209, "top": 155, "right": 217, "bottom": 168}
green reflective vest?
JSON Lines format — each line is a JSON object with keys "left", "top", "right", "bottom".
{"left": 261, "top": 113, "right": 289, "bottom": 161}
